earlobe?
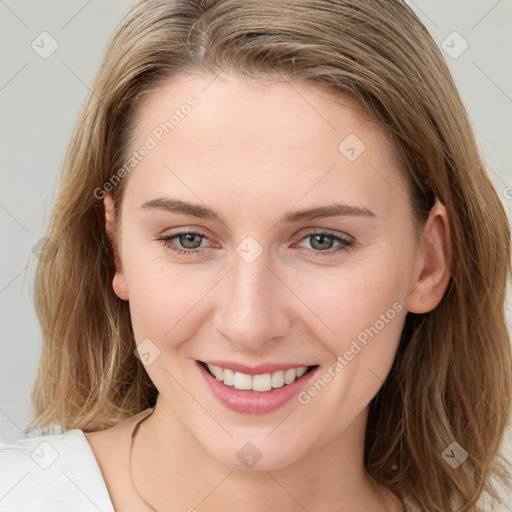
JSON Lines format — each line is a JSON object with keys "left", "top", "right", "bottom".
{"left": 407, "top": 201, "right": 452, "bottom": 314}
{"left": 104, "top": 193, "right": 129, "bottom": 301}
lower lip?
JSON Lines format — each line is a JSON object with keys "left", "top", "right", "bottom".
{"left": 196, "top": 361, "right": 319, "bottom": 414}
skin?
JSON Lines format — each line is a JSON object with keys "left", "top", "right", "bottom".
{"left": 85, "top": 73, "right": 451, "bottom": 512}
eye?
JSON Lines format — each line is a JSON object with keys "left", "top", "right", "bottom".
{"left": 295, "top": 229, "right": 354, "bottom": 256}
{"left": 156, "top": 228, "right": 354, "bottom": 258}
{"left": 156, "top": 229, "right": 212, "bottom": 256}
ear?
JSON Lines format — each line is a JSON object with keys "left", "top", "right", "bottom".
{"left": 104, "top": 193, "right": 129, "bottom": 300}
{"left": 407, "top": 199, "right": 452, "bottom": 313}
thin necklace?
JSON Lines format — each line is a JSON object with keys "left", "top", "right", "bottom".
{"left": 129, "top": 408, "right": 406, "bottom": 512}
{"left": 129, "top": 408, "right": 161, "bottom": 512}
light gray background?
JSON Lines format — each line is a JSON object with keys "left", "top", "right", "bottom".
{"left": 1, "top": 0, "right": 511, "bottom": 508}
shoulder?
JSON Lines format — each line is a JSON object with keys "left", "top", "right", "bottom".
{"left": 0, "top": 430, "right": 115, "bottom": 512}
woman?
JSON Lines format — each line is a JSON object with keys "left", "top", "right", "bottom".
{"left": 1, "top": 0, "right": 510, "bottom": 510}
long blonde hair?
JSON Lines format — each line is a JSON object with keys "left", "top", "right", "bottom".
{"left": 28, "top": 1, "right": 511, "bottom": 510}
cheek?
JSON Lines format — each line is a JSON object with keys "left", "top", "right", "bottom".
{"left": 290, "top": 257, "right": 409, "bottom": 432}
{"left": 122, "top": 225, "right": 414, "bottom": 360}
{"left": 121, "top": 242, "right": 220, "bottom": 344}
{"left": 296, "top": 246, "right": 412, "bottom": 355}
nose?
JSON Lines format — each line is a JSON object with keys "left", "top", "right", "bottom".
{"left": 213, "top": 248, "right": 292, "bottom": 351}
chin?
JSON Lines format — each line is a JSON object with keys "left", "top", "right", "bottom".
{"left": 198, "top": 431, "right": 310, "bottom": 472}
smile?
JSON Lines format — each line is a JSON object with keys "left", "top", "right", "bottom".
{"left": 196, "top": 360, "right": 319, "bottom": 414}
{"left": 203, "top": 362, "right": 312, "bottom": 392}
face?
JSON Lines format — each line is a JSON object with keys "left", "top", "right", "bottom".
{"left": 107, "top": 73, "right": 433, "bottom": 470}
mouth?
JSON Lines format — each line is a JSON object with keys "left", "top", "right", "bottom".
{"left": 195, "top": 360, "right": 319, "bottom": 414}
{"left": 198, "top": 361, "right": 318, "bottom": 392}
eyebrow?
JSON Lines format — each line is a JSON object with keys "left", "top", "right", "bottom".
{"left": 140, "top": 198, "right": 375, "bottom": 222}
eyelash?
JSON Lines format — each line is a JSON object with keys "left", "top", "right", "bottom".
{"left": 155, "top": 229, "right": 354, "bottom": 257}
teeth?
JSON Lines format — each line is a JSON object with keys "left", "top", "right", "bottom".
{"left": 223, "top": 368, "right": 235, "bottom": 386}
{"left": 233, "top": 371, "right": 252, "bottom": 390}
{"left": 296, "top": 367, "right": 307, "bottom": 378}
{"left": 212, "top": 365, "right": 223, "bottom": 381}
{"left": 205, "top": 364, "right": 310, "bottom": 392}
{"left": 252, "top": 373, "right": 272, "bottom": 392}
{"left": 284, "top": 368, "right": 296, "bottom": 384}
{"left": 271, "top": 370, "right": 285, "bottom": 388}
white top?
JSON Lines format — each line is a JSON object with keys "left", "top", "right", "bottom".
{"left": 0, "top": 430, "right": 419, "bottom": 511}
{"left": 0, "top": 430, "right": 115, "bottom": 511}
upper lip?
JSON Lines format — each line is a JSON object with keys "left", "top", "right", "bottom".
{"left": 199, "top": 360, "right": 316, "bottom": 375}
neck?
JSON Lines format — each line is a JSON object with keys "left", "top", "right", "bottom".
{"left": 130, "top": 396, "right": 402, "bottom": 512}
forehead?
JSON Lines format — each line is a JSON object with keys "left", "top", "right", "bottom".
{"left": 134, "top": 72, "right": 394, "bottom": 157}
{"left": 123, "top": 73, "right": 409, "bottom": 219}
